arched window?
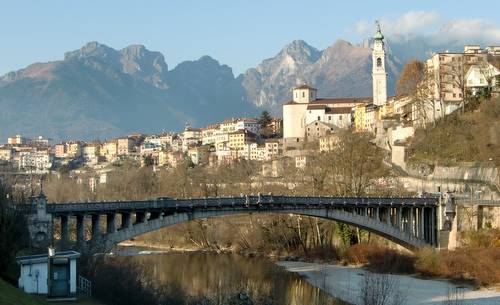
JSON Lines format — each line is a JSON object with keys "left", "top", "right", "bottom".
{"left": 377, "top": 57, "right": 382, "bottom": 67}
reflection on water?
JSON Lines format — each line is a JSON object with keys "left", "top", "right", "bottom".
{"left": 124, "top": 252, "right": 344, "bottom": 305}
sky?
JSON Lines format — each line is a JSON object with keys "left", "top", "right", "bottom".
{"left": 1, "top": 0, "right": 500, "bottom": 76}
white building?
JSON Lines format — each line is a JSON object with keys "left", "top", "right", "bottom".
{"left": 372, "top": 21, "right": 387, "bottom": 106}
{"left": 282, "top": 23, "right": 387, "bottom": 146}
{"left": 16, "top": 251, "right": 81, "bottom": 297}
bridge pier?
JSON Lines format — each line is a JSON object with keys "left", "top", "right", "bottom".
{"left": 107, "top": 213, "right": 116, "bottom": 234}
{"left": 60, "top": 215, "right": 69, "bottom": 249}
{"left": 397, "top": 207, "right": 402, "bottom": 230}
{"left": 91, "top": 214, "right": 101, "bottom": 239}
{"left": 121, "top": 212, "right": 132, "bottom": 229}
{"left": 419, "top": 208, "right": 425, "bottom": 240}
{"left": 76, "top": 214, "right": 85, "bottom": 247}
{"left": 135, "top": 211, "right": 146, "bottom": 224}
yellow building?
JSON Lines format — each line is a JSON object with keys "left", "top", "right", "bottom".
{"left": 228, "top": 130, "right": 256, "bottom": 150}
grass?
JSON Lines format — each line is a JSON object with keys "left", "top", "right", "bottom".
{"left": 0, "top": 279, "right": 103, "bottom": 305}
{"left": 408, "top": 98, "right": 500, "bottom": 165}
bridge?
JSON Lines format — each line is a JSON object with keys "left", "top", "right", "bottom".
{"left": 25, "top": 193, "right": 455, "bottom": 252}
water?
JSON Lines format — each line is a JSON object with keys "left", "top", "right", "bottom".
{"left": 117, "top": 251, "right": 345, "bottom": 305}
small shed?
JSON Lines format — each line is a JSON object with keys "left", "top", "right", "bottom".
{"left": 16, "top": 250, "right": 81, "bottom": 299}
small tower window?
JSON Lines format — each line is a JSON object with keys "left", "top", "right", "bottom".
{"left": 377, "top": 58, "right": 382, "bottom": 67}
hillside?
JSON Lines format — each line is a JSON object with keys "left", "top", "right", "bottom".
{"left": 408, "top": 98, "right": 500, "bottom": 165}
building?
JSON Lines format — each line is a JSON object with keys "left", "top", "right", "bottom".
{"left": 282, "top": 24, "right": 387, "bottom": 145}
{"left": 102, "top": 140, "right": 118, "bottom": 162}
{"left": 67, "top": 142, "right": 82, "bottom": 158}
{"left": 264, "top": 139, "right": 282, "bottom": 160}
{"left": 228, "top": 129, "right": 257, "bottom": 151}
{"left": 372, "top": 21, "right": 387, "bottom": 106}
{"left": 16, "top": 251, "right": 81, "bottom": 298}
{"left": 7, "top": 135, "right": 27, "bottom": 145}
{"left": 54, "top": 143, "right": 67, "bottom": 158}
{"left": 182, "top": 127, "right": 202, "bottom": 151}
{"left": 82, "top": 143, "right": 101, "bottom": 164}
{"left": 306, "top": 118, "right": 342, "bottom": 140}
{"left": 0, "top": 146, "right": 13, "bottom": 162}
{"left": 18, "top": 149, "right": 53, "bottom": 171}
{"left": 117, "top": 138, "right": 134, "bottom": 156}
{"left": 283, "top": 85, "right": 368, "bottom": 145}
{"left": 188, "top": 145, "right": 210, "bottom": 165}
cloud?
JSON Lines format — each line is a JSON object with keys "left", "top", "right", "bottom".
{"left": 354, "top": 10, "right": 500, "bottom": 45}
{"left": 437, "top": 19, "right": 500, "bottom": 42}
{"left": 355, "top": 11, "right": 439, "bottom": 36}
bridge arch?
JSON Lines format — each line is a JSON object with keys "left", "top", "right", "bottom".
{"left": 102, "top": 208, "right": 429, "bottom": 251}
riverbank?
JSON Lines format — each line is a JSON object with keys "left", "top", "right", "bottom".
{"left": 277, "top": 261, "right": 500, "bottom": 305}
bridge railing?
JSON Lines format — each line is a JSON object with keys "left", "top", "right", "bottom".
{"left": 46, "top": 195, "right": 439, "bottom": 214}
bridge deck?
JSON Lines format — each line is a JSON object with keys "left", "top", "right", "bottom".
{"left": 47, "top": 195, "right": 439, "bottom": 215}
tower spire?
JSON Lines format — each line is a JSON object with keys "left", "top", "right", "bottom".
{"left": 372, "top": 20, "right": 387, "bottom": 106}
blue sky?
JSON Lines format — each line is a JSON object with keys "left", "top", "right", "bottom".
{"left": 1, "top": 0, "right": 500, "bottom": 75}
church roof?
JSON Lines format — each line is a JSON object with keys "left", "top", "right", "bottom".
{"left": 325, "top": 107, "right": 353, "bottom": 114}
{"left": 311, "top": 97, "right": 372, "bottom": 104}
{"left": 294, "top": 84, "right": 317, "bottom": 90}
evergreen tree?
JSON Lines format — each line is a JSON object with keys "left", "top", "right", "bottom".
{"left": 258, "top": 111, "right": 272, "bottom": 128}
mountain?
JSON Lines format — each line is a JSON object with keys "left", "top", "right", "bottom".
{"left": 0, "top": 36, "right": 464, "bottom": 141}
{"left": 0, "top": 42, "right": 255, "bottom": 141}
{"left": 241, "top": 39, "right": 403, "bottom": 113}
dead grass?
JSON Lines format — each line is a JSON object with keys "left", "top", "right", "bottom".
{"left": 343, "top": 244, "right": 415, "bottom": 274}
{"left": 409, "top": 98, "right": 500, "bottom": 165}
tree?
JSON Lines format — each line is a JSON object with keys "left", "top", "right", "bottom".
{"left": 258, "top": 111, "right": 272, "bottom": 129}
{"left": 396, "top": 60, "right": 436, "bottom": 127}
{"left": 327, "top": 130, "right": 387, "bottom": 196}
{"left": 0, "top": 182, "right": 28, "bottom": 280}
{"left": 396, "top": 60, "right": 425, "bottom": 97}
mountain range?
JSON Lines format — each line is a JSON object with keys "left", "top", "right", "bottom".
{"left": 0, "top": 37, "right": 470, "bottom": 141}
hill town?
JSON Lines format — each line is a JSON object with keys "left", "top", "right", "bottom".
{"left": 1, "top": 25, "right": 499, "bottom": 192}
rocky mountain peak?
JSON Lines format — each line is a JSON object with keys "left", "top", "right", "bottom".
{"left": 64, "top": 41, "right": 118, "bottom": 61}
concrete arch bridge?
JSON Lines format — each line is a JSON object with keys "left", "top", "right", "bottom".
{"left": 27, "top": 194, "right": 453, "bottom": 252}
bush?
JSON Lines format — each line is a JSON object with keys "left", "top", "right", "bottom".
{"left": 343, "top": 244, "right": 415, "bottom": 274}
{"left": 415, "top": 247, "right": 443, "bottom": 276}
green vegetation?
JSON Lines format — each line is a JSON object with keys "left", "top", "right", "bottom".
{"left": 409, "top": 98, "right": 500, "bottom": 165}
{"left": 0, "top": 279, "right": 102, "bottom": 305}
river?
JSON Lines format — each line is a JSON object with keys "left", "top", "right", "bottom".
{"left": 112, "top": 249, "right": 346, "bottom": 305}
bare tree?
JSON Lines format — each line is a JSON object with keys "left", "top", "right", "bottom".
{"left": 359, "top": 273, "right": 407, "bottom": 305}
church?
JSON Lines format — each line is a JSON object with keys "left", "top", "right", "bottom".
{"left": 283, "top": 22, "right": 388, "bottom": 147}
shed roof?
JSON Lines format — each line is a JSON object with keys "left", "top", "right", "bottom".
{"left": 16, "top": 251, "right": 81, "bottom": 265}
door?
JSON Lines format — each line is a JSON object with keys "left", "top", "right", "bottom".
{"left": 50, "top": 264, "right": 69, "bottom": 297}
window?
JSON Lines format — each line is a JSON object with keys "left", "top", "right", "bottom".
{"left": 453, "top": 93, "right": 456, "bottom": 98}
{"left": 339, "top": 115, "right": 342, "bottom": 121}
{"left": 317, "top": 116, "right": 320, "bottom": 121}
{"left": 310, "top": 92, "right": 313, "bottom": 98}
{"left": 377, "top": 57, "right": 382, "bottom": 67}
{"left": 302, "top": 92, "right": 305, "bottom": 98}
{"left": 328, "top": 116, "right": 331, "bottom": 121}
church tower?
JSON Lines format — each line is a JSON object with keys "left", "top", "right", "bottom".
{"left": 372, "top": 21, "right": 387, "bottom": 106}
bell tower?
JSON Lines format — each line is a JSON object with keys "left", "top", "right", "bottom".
{"left": 372, "top": 21, "right": 387, "bottom": 106}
